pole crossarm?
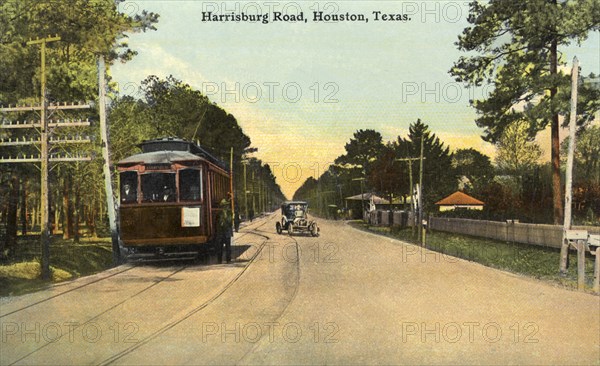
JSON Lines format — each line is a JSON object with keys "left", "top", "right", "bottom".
{"left": 26, "top": 35, "right": 61, "bottom": 46}
{"left": 0, "top": 155, "right": 91, "bottom": 163}
{"left": 0, "top": 102, "right": 90, "bottom": 112}
{"left": 0, "top": 34, "right": 94, "bottom": 279}
{"left": 1, "top": 120, "right": 91, "bottom": 128}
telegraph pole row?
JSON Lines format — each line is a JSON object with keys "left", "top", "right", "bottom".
{"left": 0, "top": 35, "right": 91, "bottom": 279}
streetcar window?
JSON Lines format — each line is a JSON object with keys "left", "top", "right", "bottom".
{"left": 120, "top": 171, "right": 138, "bottom": 204}
{"left": 179, "top": 169, "right": 202, "bottom": 202}
{"left": 141, "top": 173, "right": 176, "bottom": 202}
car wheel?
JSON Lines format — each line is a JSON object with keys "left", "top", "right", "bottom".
{"left": 311, "top": 223, "right": 319, "bottom": 237}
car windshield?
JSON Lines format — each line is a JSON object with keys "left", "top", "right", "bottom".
{"left": 283, "top": 204, "right": 307, "bottom": 218}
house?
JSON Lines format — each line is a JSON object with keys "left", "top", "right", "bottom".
{"left": 435, "top": 191, "right": 484, "bottom": 211}
{"left": 344, "top": 193, "right": 403, "bottom": 219}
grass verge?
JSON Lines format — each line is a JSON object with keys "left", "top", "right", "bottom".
{"left": 348, "top": 221, "right": 598, "bottom": 292}
{"left": 0, "top": 236, "right": 114, "bottom": 297}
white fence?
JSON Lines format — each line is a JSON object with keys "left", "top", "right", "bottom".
{"left": 367, "top": 210, "right": 599, "bottom": 249}
{"left": 428, "top": 217, "right": 599, "bottom": 249}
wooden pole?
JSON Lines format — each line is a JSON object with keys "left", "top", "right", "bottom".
{"left": 27, "top": 36, "right": 61, "bottom": 280}
{"left": 577, "top": 239, "right": 585, "bottom": 290}
{"left": 594, "top": 247, "right": 599, "bottom": 293}
{"left": 560, "top": 57, "right": 579, "bottom": 275}
{"left": 230, "top": 147, "right": 235, "bottom": 231}
{"left": 98, "top": 55, "right": 120, "bottom": 265}
{"left": 418, "top": 135, "right": 424, "bottom": 242}
{"left": 243, "top": 161, "right": 248, "bottom": 220}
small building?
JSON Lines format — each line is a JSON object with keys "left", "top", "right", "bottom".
{"left": 345, "top": 193, "right": 404, "bottom": 219}
{"left": 435, "top": 191, "right": 484, "bottom": 212}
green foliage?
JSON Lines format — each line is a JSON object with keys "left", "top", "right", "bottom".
{"left": 369, "top": 143, "right": 405, "bottom": 200}
{"left": 561, "top": 124, "right": 600, "bottom": 184}
{"left": 109, "top": 75, "right": 285, "bottom": 215}
{"left": 0, "top": 0, "right": 159, "bottom": 103}
{"left": 451, "top": 0, "right": 600, "bottom": 224}
{"left": 451, "top": 0, "right": 600, "bottom": 141}
{"left": 494, "top": 120, "right": 543, "bottom": 175}
{"left": 296, "top": 120, "right": 456, "bottom": 214}
{"left": 394, "top": 119, "right": 454, "bottom": 209}
{"left": 561, "top": 125, "right": 600, "bottom": 224}
{"left": 451, "top": 148, "right": 494, "bottom": 194}
{"left": 334, "top": 129, "right": 384, "bottom": 175}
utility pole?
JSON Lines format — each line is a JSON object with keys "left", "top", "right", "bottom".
{"left": 251, "top": 171, "right": 256, "bottom": 216}
{"left": 396, "top": 153, "right": 426, "bottom": 237}
{"left": 32, "top": 35, "right": 59, "bottom": 279}
{"left": 229, "top": 147, "right": 235, "bottom": 230}
{"left": 396, "top": 157, "right": 417, "bottom": 233}
{"left": 352, "top": 177, "right": 366, "bottom": 220}
{"left": 560, "top": 57, "right": 579, "bottom": 275}
{"left": 242, "top": 160, "right": 248, "bottom": 220}
{"left": 98, "top": 55, "right": 119, "bottom": 265}
{"left": 0, "top": 35, "right": 91, "bottom": 279}
{"left": 418, "top": 135, "right": 425, "bottom": 243}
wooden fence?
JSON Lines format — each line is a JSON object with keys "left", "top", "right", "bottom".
{"left": 428, "top": 217, "right": 599, "bottom": 249}
{"left": 368, "top": 210, "right": 599, "bottom": 249}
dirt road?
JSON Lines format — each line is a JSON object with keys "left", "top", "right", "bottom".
{"left": 1, "top": 215, "right": 598, "bottom": 365}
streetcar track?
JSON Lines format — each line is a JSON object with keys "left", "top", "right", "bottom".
{"left": 237, "top": 231, "right": 302, "bottom": 364}
{"left": 3, "top": 217, "right": 275, "bottom": 366}
{"left": 0, "top": 265, "right": 137, "bottom": 319}
{"left": 0, "top": 218, "right": 272, "bottom": 319}
{"left": 98, "top": 228, "right": 272, "bottom": 366}
{"left": 8, "top": 265, "right": 190, "bottom": 366}
{"left": 9, "top": 225, "right": 272, "bottom": 365}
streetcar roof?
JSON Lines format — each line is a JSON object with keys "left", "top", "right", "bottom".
{"left": 117, "top": 150, "right": 203, "bottom": 165}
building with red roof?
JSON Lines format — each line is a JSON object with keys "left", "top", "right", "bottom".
{"left": 435, "top": 191, "right": 485, "bottom": 211}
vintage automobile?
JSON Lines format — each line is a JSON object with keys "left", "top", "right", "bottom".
{"left": 275, "top": 201, "right": 319, "bottom": 236}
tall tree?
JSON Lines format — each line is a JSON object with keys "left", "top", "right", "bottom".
{"left": 450, "top": 0, "right": 600, "bottom": 224}
{"left": 0, "top": 0, "right": 159, "bottom": 245}
{"left": 494, "top": 121, "right": 543, "bottom": 176}
{"left": 369, "top": 143, "right": 406, "bottom": 201}
{"left": 395, "top": 119, "right": 454, "bottom": 209}
{"left": 334, "top": 129, "right": 384, "bottom": 180}
{"left": 452, "top": 148, "right": 494, "bottom": 194}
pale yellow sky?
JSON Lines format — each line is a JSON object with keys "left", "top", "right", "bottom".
{"left": 112, "top": 1, "right": 599, "bottom": 198}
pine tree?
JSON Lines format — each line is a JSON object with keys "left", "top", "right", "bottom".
{"left": 450, "top": 0, "right": 600, "bottom": 224}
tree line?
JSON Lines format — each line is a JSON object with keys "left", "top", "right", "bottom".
{"left": 0, "top": 0, "right": 284, "bottom": 258}
{"left": 295, "top": 0, "right": 600, "bottom": 225}
{"left": 293, "top": 120, "right": 600, "bottom": 225}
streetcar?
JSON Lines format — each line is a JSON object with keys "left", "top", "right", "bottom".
{"left": 116, "top": 137, "right": 231, "bottom": 261}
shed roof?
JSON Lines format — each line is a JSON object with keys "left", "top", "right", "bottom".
{"left": 345, "top": 193, "right": 390, "bottom": 204}
{"left": 435, "top": 191, "right": 484, "bottom": 206}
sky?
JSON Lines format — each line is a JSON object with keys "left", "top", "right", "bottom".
{"left": 110, "top": 1, "right": 600, "bottom": 198}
